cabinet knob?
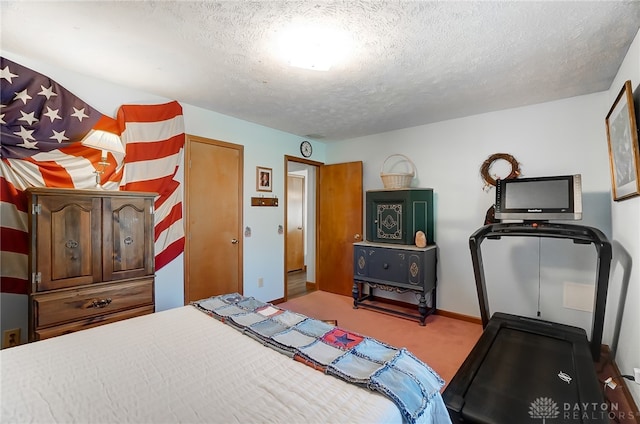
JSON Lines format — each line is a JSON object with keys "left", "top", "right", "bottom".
{"left": 383, "top": 263, "right": 389, "bottom": 269}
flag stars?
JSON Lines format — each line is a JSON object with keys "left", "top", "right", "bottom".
{"left": 38, "top": 85, "right": 57, "bottom": 100}
{"left": 43, "top": 106, "right": 61, "bottom": 122}
{"left": 50, "top": 130, "right": 69, "bottom": 143}
{"left": 0, "top": 113, "right": 5, "bottom": 125}
{"left": 14, "top": 125, "right": 35, "bottom": 141}
{"left": 17, "top": 139, "right": 38, "bottom": 149}
{"left": 14, "top": 89, "right": 32, "bottom": 105}
{"left": 0, "top": 65, "right": 18, "bottom": 83}
{"left": 13, "top": 126, "right": 37, "bottom": 149}
{"left": 18, "top": 110, "right": 39, "bottom": 126}
{"left": 71, "top": 107, "right": 89, "bottom": 122}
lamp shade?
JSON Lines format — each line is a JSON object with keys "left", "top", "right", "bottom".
{"left": 80, "top": 130, "right": 125, "bottom": 155}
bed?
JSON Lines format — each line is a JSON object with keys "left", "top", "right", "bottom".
{"left": 1, "top": 294, "right": 451, "bottom": 424}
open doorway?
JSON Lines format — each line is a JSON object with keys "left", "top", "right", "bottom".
{"left": 285, "top": 156, "right": 321, "bottom": 300}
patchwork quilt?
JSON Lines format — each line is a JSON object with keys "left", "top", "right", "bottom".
{"left": 193, "top": 293, "right": 445, "bottom": 424}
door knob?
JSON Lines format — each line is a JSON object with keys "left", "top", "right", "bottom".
{"left": 231, "top": 238, "right": 239, "bottom": 244}
{"left": 354, "top": 234, "right": 361, "bottom": 240}
{"left": 297, "top": 226, "right": 303, "bottom": 230}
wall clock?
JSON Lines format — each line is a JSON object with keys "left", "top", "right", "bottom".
{"left": 300, "top": 140, "right": 312, "bottom": 158}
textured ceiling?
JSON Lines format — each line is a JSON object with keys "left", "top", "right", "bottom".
{"left": 1, "top": 1, "right": 639, "bottom": 141}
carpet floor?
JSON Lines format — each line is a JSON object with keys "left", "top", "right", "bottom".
{"left": 279, "top": 290, "right": 483, "bottom": 387}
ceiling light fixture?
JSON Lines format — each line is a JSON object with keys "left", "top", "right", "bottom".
{"left": 277, "top": 25, "right": 352, "bottom": 71}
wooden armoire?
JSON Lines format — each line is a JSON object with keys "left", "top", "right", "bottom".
{"left": 26, "top": 188, "right": 156, "bottom": 341}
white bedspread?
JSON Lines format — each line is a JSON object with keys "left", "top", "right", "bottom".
{"left": 1, "top": 305, "right": 451, "bottom": 423}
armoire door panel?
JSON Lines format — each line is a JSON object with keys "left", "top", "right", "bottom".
{"left": 35, "top": 195, "right": 102, "bottom": 291}
{"left": 103, "top": 196, "right": 154, "bottom": 281}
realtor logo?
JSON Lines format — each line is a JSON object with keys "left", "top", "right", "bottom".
{"left": 529, "top": 397, "right": 560, "bottom": 423}
{"left": 529, "top": 397, "right": 631, "bottom": 422}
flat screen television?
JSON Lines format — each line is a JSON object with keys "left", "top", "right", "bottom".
{"left": 494, "top": 174, "right": 582, "bottom": 221}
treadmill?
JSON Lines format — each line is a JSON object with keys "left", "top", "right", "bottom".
{"left": 443, "top": 222, "right": 612, "bottom": 424}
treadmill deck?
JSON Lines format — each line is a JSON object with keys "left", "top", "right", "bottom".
{"left": 444, "top": 313, "right": 606, "bottom": 424}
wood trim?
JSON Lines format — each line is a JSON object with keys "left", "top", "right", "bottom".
{"left": 435, "top": 309, "right": 483, "bottom": 325}
{"left": 284, "top": 155, "right": 323, "bottom": 167}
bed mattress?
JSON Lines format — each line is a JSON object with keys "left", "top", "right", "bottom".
{"left": 1, "top": 305, "right": 449, "bottom": 423}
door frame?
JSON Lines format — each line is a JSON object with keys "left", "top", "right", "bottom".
{"left": 284, "top": 155, "right": 323, "bottom": 301}
{"left": 184, "top": 135, "right": 244, "bottom": 304}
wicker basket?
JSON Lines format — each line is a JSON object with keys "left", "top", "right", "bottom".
{"left": 380, "top": 154, "right": 416, "bottom": 189}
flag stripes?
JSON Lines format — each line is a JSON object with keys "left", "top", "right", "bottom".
{"left": 118, "top": 101, "right": 185, "bottom": 276}
{"left": 0, "top": 176, "right": 29, "bottom": 294}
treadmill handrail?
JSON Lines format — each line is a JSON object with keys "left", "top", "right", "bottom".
{"left": 469, "top": 222, "right": 612, "bottom": 361}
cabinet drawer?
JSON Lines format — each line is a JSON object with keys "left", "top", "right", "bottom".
{"left": 33, "top": 279, "right": 154, "bottom": 328}
{"left": 369, "top": 250, "right": 426, "bottom": 287}
{"left": 354, "top": 243, "right": 437, "bottom": 292}
{"left": 368, "top": 249, "right": 408, "bottom": 284}
{"left": 34, "top": 305, "right": 154, "bottom": 341}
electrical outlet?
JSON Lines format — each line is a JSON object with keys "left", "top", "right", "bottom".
{"left": 2, "top": 328, "right": 21, "bottom": 349}
{"left": 634, "top": 368, "right": 640, "bottom": 385}
{"left": 258, "top": 277, "right": 264, "bottom": 288}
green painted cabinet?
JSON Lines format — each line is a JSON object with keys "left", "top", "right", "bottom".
{"left": 366, "top": 188, "right": 434, "bottom": 245}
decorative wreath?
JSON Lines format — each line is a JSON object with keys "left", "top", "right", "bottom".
{"left": 480, "top": 153, "right": 521, "bottom": 188}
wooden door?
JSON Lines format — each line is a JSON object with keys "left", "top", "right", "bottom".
{"left": 287, "top": 174, "right": 305, "bottom": 272}
{"left": 317, "top": 161, "right": 363, "bottom": 296}
{"left": 185, "top": 136, "right": 243, "bottom": 303}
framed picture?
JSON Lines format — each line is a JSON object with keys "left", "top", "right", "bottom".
{"left": 605, "top": 80, "right": 640, "bottom": 201}
{"left": 256, "top": 166, "right": 272, "bottom": 192}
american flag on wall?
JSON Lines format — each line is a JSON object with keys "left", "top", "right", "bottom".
{"left": 0, "top": 57, "right": 185, "bottom": 295}
{"left": 117, "top": 102, "right": 185, "bottom": 271}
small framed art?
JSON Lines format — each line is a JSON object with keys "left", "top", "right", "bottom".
{"left": 605, "top": 80, "right": 640, "bottom": 201}
{"left": 256, "top": 166, "right": 272, "bottom": 192}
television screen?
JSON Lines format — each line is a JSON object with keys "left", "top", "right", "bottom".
{"left": 504, "top": 180, "right": 570, "bottom": 209}
{"left": 495, "top": 175, "right": 582, "bottom": 221}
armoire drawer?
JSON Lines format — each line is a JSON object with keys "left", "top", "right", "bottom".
{"left": 33, "top": 279, "right": 154, "bottom": 328}
{"left": 34, "top": 305, "right": 154, "bottom": 341}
